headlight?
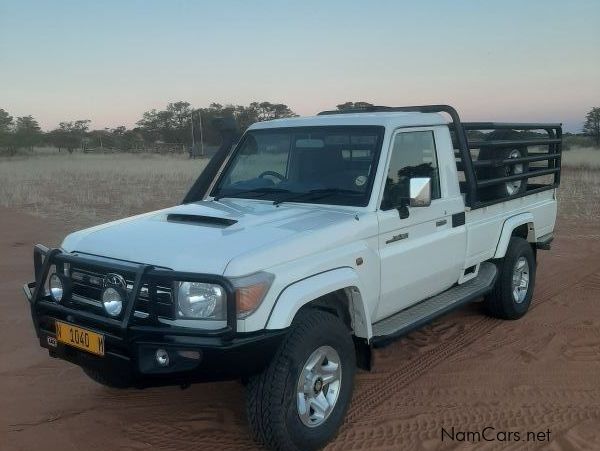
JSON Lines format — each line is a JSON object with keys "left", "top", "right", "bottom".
{"left": 102, "top": 286, "right": 125, "bottom": 317}
{"left": 48, "top": 272, "right": 64, "bottom": 302}
{"left": 231, "top": 272, "right": 274, "bottom": 319}
{"left": 176, "top": 282, "right": 226, "bottom": 320}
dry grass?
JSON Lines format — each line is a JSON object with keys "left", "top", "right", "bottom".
{"left": 561, "top": 146, "right": 600, "bottom": 169}
{"left": 555, "top": 147, "right": 600, "bottom": 220}
{"left": 0, "top": 149, "right": 598, "bottom": 230}
{"left": 557, "top": 167, "right": 600, "bottom": 220}
{"left": 0, "top": 153, "right": 206, "bottom": 230}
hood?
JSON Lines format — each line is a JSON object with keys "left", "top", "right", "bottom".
{"left": 61, "top": 199, "right": 361, "bottom": 275}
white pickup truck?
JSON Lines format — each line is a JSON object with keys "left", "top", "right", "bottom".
{"left": 24, "top": 105, "right": 561, "bottom": 451}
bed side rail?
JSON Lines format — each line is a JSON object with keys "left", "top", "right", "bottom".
{"left": 457, "top": 122, "right": 562, "bottom": 208}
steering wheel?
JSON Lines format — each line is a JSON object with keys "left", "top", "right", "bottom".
{"left": 258, "top": 170, "right": 286, "bottom": 182}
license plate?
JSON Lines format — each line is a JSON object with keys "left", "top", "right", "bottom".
{"left": 55, "top": 321, "right": 105, "bottom": 356}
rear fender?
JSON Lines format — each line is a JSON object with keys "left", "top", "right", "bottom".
{"left": 494, "top": 213, "right": 535, "bottom": 258}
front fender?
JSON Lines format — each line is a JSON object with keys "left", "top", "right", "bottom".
{"left": 265, "top": 267, "right": 372, "bottom": 339}
{"left": 493, "top": 212, "right": 534, "bottom": 258}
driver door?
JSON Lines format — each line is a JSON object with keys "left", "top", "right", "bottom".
{"left": 375, "top": 127, "right": 465, "bottom": 321}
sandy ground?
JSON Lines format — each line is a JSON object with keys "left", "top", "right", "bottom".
{"left": 1, "top": 207, "right": 600, "bottom": 451}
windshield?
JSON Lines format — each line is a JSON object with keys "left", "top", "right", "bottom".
{"left": 211, "top": 126, "right": 385, "bottom": 206}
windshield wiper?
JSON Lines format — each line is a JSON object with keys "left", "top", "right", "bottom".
{"left": 273, "top": 188, "right": 362, "bottom": 206}
{"left": 213, "top": 187, "right": 291, "bottom": 201}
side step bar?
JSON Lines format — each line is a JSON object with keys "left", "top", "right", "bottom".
{"left": 371, "top": 262, "right": 498, "bottom": 347}
{"left": 536, "top": 232, "right": 554, "bottom": 251}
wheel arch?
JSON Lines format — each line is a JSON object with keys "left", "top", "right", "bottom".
{"left": 493, "top": 213, "right": 535, "bottom": 259}
{"left": 265, "top": 267, "right": 373, "bottom": 340}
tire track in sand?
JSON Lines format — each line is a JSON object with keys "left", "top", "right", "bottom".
{"left": 341, "top": 248, "right": 600, "bottom": 430}
{"left": 344, "top": 315, "right": 499, "bottom": 427}
{"left": 330, "top": 402, "right": 600, "bottom": 451}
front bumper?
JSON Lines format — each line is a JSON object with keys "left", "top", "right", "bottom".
{"left": 24, "top": 246, "right": 286, "bottom": 386}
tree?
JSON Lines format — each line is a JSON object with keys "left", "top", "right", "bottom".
{"left": 136, "top": 109, "right": 162, "bottom": 142}
{"left": 336, "top": 101, "right": 374, "bottom": 111}
{"left": 47, "top": 120, "right": 90, "bottom": 153}
{"left": 0, "top": 108, "right": 14, "bottom": 153}
{"left": 167, "top": 101, "right": 193, "bottom": 143}
{"left": 583, "top": 107, "right": 600, "bottom": 147}
{"left": 55, "top": 123, "right": 78, "bottom": 152}
{"left": 88, "top": 126, "right": 143, "bottom": 151}
{"left": 45, "top": 128, "right": 67, "bottom": 152}
{"left": 137, "top": 101, "right": 297, "bottom": 148}
{"left": 14, "top": 115, "right": 42, "bottom": 151}
{"left": 72, "top": 120, "right": 91, "bottom": 150}
{"left": 248, "top": 101, "right": 297, "bottom": 122}
{"left": 0, "top": 108, "right": 12, "bottom": 132}
{"left": 232, "top": 104, "right": 257, "bottom": 132}
{"left": 191, "top": 103, "right": 239, "bottom": 146}
{"left": 136, "top": 101, "right": 192, "bottom": 144}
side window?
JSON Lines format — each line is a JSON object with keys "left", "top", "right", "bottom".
{"left": 381, "top": 130, "right": 441, "bottom": 210}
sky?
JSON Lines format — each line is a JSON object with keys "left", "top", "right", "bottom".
{"left": 1, "top": 0, "right": 599, "bottom": 133}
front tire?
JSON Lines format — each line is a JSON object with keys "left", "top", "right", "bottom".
{"left": 485, "top": 237, "right": 536, "bottom": 320}
{"left": 246, "top": 309, "right": 356, "bottom": 451}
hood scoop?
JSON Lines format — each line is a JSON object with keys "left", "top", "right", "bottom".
{"left": 166, "top": 213, "right": 237, "bottom": 227}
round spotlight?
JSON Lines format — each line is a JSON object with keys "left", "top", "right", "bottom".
{"left": 155, "top": 348, "right": 169, "bottom": 367}
{"left": 48, "top": 273, "right": 64, "bottom": 302}
{"left": 102, "top": 286, "right": 124, "bottom": 317}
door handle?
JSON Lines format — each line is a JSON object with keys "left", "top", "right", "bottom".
{"left": 386, "top": 233, "right": 408, "bottom": 244}
{"left": 436, "top": 219, "right": 447, "bottom": 227}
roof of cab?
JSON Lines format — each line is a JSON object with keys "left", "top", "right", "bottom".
{"left": 248, "top": 111, "right": 448, "bottom": 130}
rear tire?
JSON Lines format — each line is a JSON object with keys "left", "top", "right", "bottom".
{"left": 485, "top": 237, "right": 536, "bottom": 320}
{"left": 246, "top": 309, "right": 356, "bottom": 451}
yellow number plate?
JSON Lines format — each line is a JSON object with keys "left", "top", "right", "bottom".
{"left": 55, "top": 321, "right": 105, "bottom": 356}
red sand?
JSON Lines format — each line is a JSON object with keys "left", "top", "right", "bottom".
{"left": 2, "top": 208, "right": 599, "bottom": 450}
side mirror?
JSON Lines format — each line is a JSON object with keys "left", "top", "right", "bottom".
{"left": 409, "top": 177, "right": 432, "bottom": 207}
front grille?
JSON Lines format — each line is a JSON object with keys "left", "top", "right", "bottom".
{"left": 66, "top": 267, "right": 175, "bottom": 320}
